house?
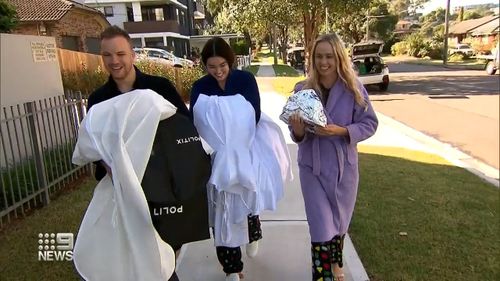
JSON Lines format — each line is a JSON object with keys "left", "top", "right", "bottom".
{"left": 469, "top": 17, "right": 500, "bottom": 45}
{"left": 395, "top": 20, "right": 412, "bottom": 32}
{"left": 448, "top": 15, "right": 499, "bottom": 45}
{"left": 84, "top": 0, "right": 205, "bottom": 58}
{"left": 6, "top": 0, "right": 110, "bottom": 54}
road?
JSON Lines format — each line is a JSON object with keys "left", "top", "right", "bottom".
{"left": 368, "top": 62, "right": 499, "bottom": 169}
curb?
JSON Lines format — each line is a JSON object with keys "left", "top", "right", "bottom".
{"left": 344, "top": 233, "right": 370, "bottom": 281}
{"left": 376, "top": 112, "right": 499, "bottom": 188}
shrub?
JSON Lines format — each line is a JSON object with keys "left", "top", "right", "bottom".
{"left": 418, "top": 41, "right": 444, "bottom": 59}
{"left": 61, "top": 66, "right": 107, "bottom": 96}
{"left": 448, "top": 52, "right": 467, "bottom": 62}
{"left": 231, "top": 39, "right": 250, "bottom": 56}
{"left": 61, "top": 62, "right": 205, "bottom": 101}
{"left": 391, "top": 41, "right": 408, "bottom": 56}
{"left": 405, "top": 33, "right": 427, "bottom": 57}
{"left": 382, "top": 35, "right": 399, "bottom": 54}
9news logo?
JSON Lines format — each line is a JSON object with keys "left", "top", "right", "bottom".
{"left": 37, "top": 233, "right": 74, "bottom": 261}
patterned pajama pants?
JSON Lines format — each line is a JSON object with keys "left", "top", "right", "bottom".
{"left": 311, "top": 234, "right": 345, "bottom": 281}
{"left": 216, "top": 215, "right": 262, "bottom": 273}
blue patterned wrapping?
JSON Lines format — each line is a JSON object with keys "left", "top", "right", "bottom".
{"left": 279, "top": 89, "right": 327, "bottom": 128}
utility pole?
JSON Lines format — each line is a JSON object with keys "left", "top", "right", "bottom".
{"left": 272, "top": 24, "right": 278, "bottom": 65}
{"left": 325, "top": 8, "right": 329, "bottom": 33}
{"left": 366, "top": 10, "right": 370, "bottom": 41}
{"left": 443, "top": 0, "right": 451, "bottom": 65}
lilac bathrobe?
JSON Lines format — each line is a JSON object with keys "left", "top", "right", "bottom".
{"left": 292, "top": 80, "right": 378, "bottom": 242}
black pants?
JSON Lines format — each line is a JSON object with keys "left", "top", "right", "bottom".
{"left": 215, "top": 215, "right": 262, "bottom": 274}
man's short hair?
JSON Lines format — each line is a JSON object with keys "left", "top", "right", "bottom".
{"left": 100, "top": 25, "right": 132, "bottom": 45}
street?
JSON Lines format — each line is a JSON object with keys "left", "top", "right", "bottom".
{"left": 368, "top": 62, "right": 500, "bottom": 169}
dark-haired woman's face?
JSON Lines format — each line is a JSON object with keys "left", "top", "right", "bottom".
{"left": 206, "top": 56, "right": 230, "bottom": 85}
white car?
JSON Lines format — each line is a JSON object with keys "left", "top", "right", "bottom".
{"left": 449, "top": 44, "right": 475, "bottom": 57}
{"left": 351, "top": 41, "right": 390, "bottom": 91}
{"left": 133, "top": 47, "right": 194, "bottom": 68}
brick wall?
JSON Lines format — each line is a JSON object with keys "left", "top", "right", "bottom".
{"left": 54, "top": 10, "right": 108, "bottom": 52}
{"left": 12, "top": 10, "right": 109, "bottom": 53}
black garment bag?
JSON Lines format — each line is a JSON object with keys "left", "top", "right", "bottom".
{"left": 141, "top": 113, "right": 211, "bottom": 249}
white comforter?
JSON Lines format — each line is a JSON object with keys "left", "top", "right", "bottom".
{"left": 193, "top": 94, "right": 292, "bottom": 247}
{"left": 72, "top": 89, "right": 176, "bottom": 281}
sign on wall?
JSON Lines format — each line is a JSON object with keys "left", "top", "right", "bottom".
{"left": 31, "top": 42, "right": 58, "bottom": 63}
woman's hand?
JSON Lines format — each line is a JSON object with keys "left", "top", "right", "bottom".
{"left": 289, "top": 113, "right": 306, "bottom": 141}
{"left": 313, "top": 124, "right": 348, "bottom": 137}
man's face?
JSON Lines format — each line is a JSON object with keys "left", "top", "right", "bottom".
{"left": 100, "top": 36, "right": 135, "bottom": 81}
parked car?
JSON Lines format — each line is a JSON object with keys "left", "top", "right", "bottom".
{"left": 449, "top": 43, "right": 475, "bottom": 57}
{"left": 287, "top": 47, "right": 305, "bottom": 69}
{"left": 133, "top": 47, "right": 194, "bottom": 68}
{"left": 351, "top": 41, "right": 390, "bottom": 91}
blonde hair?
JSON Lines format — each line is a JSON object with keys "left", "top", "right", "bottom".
{"left": 304, "top": 33, "right": 366, "bottom": 107}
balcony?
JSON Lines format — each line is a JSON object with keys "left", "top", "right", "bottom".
{"left": 124, "top": 20, "right": 189, "bottom": 35}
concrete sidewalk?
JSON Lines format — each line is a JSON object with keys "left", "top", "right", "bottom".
{"left": 176, "top": 91, "right": 498, "bottom": 281}
{"left": 256, "top": 64, "right": 276, "bottom": 77}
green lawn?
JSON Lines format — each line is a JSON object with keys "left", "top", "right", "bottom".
{"left": 243, "top": 65, "right": 259, "bottom": 75}
{"left": 271, "top": 77, "right": 305, "bottom": 96}
{"left": 272, "top": 64, "right": 302, "bottom": 77}
{"left": 0, "top": 147, "right": 498, "bottom": 280}
{"left": 353, "top": 146, "right": 499, "bottom": 281}
{"left": 0, "top": 178, "right": 96, "bottom": 280}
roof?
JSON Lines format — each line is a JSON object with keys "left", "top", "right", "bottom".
{"left": 396, "top": 20, "right": 412, "bottom": 25}
{"left": 6, "top": 0, "right": 103, "bottom": 22}
{"left": 449, "top": 15, "right": 500, "bottom": 35}
{"left": 470, "top": 19, "right": 500, "bottom": 36}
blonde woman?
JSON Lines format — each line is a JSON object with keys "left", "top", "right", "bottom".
{"left": 289, "top": 33, "right": 378, "bottom": 281}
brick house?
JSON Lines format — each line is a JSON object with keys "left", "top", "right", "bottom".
{"left": 6, "top": 0, "right": 110, "bottom": 54}
{"left": 448, "top": 15, "right": 499, "bottom": 45}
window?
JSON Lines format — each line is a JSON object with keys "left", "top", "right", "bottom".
{"left": 127, "top": 7, "right": 134, "bottom": 22}
{"left": 179, "top": 10, "right": 185, "bottom": 26}
{"left": 142, "top": 7, "right": 165, "bottom": 21}
{"left": 154, "top": 8, "right": 164, "bottom": 21}
{"left": 104, "top": 6, "right": 114, "bottom": 17}
{"left": 86, "top": 37, "right": 100, "bottom": 54}
{"left": 61, "top": 36, "right": 79, "bottom": 51}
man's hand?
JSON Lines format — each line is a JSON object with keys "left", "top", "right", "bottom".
{"left": 289, "top": 113, "right": 306, "bottom": 141}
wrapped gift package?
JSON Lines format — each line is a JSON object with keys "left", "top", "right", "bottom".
{"left": 279, "top": 88, "right": 327, "bottom": 127}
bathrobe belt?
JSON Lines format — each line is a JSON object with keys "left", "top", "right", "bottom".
{"left": 312, "top": 137, "right": 344, "bottom": 182}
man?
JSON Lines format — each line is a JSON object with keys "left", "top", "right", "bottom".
{"left": 86, "top": 26, "right": 198, "bottom": 281}
{"left": 88, "top": 25, "right": 190, "bottom": 180}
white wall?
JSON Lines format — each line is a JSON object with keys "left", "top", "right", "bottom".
{"left": 0, "top": 33, "right": 64, "bottom": 107}
{"left": 104, "top": 3, "right": 128, "bottom": 28}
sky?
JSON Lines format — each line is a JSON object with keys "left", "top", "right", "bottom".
{"left": 420, "top": 0, "right": 498, "bottom": 14}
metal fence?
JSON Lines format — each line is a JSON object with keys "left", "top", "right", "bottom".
{"left": 0, "top": 91, "right": 91, "bottom": 229}
{"left": 236, "top": 55, "right": 252, "bottom": 69}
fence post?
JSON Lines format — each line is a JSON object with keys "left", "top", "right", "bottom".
{"left": 24, "top": 102, "right": 50, "bottom": 205}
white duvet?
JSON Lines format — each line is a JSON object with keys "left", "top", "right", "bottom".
{"left": 72, "top": 89, "right": 176, "bottom": 281}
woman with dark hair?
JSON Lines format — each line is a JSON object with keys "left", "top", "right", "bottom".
{"left": 289, "top": 33, "right": 378, "bottom": 281}
{"left": 190, "top": 37, "right": 262, "bottom": 281}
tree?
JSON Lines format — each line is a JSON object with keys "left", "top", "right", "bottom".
{"left": 389, "top": 0, "right": 429, "bottom": 18}
{"left": 0, "top": 0, "right": 18, "bottom": 33}
{"left": 205, "top": 0, "right": 372, "bottom": 65}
